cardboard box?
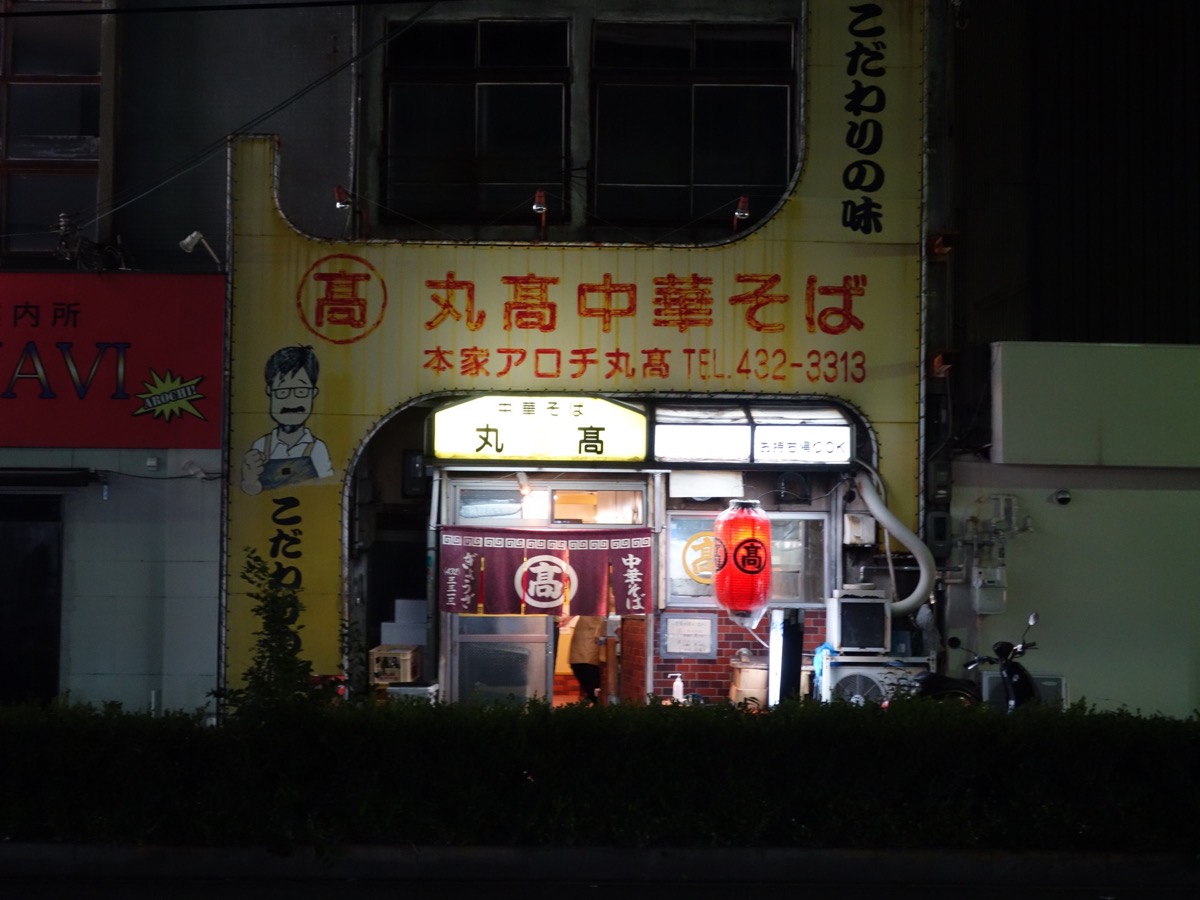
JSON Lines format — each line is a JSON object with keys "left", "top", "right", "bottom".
{"left": 370, "top": 644, "right": 421, "bottom": 684}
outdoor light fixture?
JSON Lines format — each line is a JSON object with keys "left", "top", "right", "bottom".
{"left": 733, "top": 194, "right": 750, "bottom": 231}
{"left": 532, "top": 189, "right": 548, "bottom": 240}
{"left": 179, "top": 230, "right": 221, "bottom": 269}
{"left": 713, "top": 499, "right": 772, "bottom": 628}
{"left": 332, "top": 185, "right": 370, "bottom": 239}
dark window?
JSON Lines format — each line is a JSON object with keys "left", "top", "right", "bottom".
{"left": 0, "top": 496, "right": 62, "bottom": 705}
{"left": 592, "top": 22, "right": 795, "bottom": 230}
{"left": 383, "top": 19, "right": 570, "bottom": 226}
{"left": 1, "top": 1, "right": 102, "bottom": 256}
{"left": 377, "top": 17, "right": 797, "bottom": 240}
{"left": 694, "top": 24, "right": 794, "bottom": 71}
{"left": 594, "top": 23, "right": 692, "bottom": 69}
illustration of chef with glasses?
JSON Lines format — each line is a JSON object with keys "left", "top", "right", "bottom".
{"left": 240, "top": 345, "right": 334, "bottom": 494}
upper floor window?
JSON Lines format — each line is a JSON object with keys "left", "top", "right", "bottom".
{"left": 1, "top": 0, "right": 102, "bottom": 256}
{"left": 591, "top": 22, "right": 795, "bottom": 233}
{"left": 383, "top": 19, "right": 570, "bottom": 227}
{"left": 375, "top": 16, "right": 797, "bottom": 243}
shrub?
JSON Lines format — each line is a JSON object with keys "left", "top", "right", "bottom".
{"left": 216, "top": 548, "right": 317, "bottom": 720}
{"left": 0, "top": 698, "right": 1197, "bottom": 853}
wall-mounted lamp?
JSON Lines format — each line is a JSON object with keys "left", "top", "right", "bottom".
{"left": 331, "top": 185, "right": 371, "bottom": 239}
{"left": 181, "top": 459, "right": 218, "bottom": 480}
{"left": 733, "top": 194, "right": 750, "bottom": 231}
{"left": 179, "top": 231, "right": 222, "bottom": 270}
{"left": 928, "top": 231, "right": 957, "bottom": 261}
{"left": 515, "top": 471, "right": 531, "bottom": 497}
{"left": 532, "top": 189, "right": 547, "bottom": 241}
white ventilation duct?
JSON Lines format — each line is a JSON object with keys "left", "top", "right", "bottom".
{"left": 854, "top": 472, "right": 935, "bottom": 616}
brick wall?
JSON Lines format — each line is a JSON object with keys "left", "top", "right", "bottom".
{"left": 647, "top": 608, "right": 829, "bottom": 704}
{"left": 646, "top": 611, "right": 765, "bottom": 703}
{"left": 617, "top": 616, "right": 647, "bottom": 703}
{"left": 802, "top": 608, "right": 827, "bottom": 656}
{"left": 575, "top": 609, "right": 831, "bottom": 706}
{"left": 552, "top": 671, "right": 578, "bottom": 700}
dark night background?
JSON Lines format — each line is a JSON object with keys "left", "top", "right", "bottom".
{"left": 948, "top": 0, "right": 1199, "bottom": 452}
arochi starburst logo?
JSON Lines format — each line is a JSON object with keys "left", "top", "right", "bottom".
{"left": 133, "top": 369, "right": 206, "bottom": 421}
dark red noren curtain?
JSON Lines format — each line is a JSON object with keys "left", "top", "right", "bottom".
{"left": 439, "top": 526, "right": 651, "bottom": 616}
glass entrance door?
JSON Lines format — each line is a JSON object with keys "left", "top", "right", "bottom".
{"left": 441, "top": 474, "right": 647, "bottom": 702}
{"left": 450, "top": 614, "right": 553, "bottom": 704}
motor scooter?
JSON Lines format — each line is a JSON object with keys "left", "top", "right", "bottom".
{"left": 911, "top": 612, "right": 1041, "bottom": 710}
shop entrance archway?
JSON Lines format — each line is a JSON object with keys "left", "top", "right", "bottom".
{"left": 347, "top": 393, "right": 886, "bottom": 707}
{"left": 439, "top": 474, "right": 650, "bottom": 704}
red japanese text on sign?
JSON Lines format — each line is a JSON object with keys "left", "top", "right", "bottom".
{"left": 420, "top": 271, "right": 868, "bottom": 337}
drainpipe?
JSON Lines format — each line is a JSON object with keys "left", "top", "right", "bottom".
{"left": 854, "top": 472, "right": 935, "bottom": 616}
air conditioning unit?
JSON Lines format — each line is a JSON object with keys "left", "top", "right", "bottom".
{"left": 827, "top": 589, "right": 891, "bottom": 653}
{"left": 821, "top": 662, "right": 927, "bottom": 704}
{"left": 981, "top": 671, "right": 1067, "bottom": 710}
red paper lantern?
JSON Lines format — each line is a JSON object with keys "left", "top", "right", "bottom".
{"left": 713, "top": 499, "right": 772, "bottom": 624}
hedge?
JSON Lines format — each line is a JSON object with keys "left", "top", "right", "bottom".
{"left": 1, "top": 698, "right": 1196, "bottom": 854}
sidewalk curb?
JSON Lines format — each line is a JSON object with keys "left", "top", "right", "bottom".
{"left": 1, "top": 844, "right": 1197, "bottom": 888}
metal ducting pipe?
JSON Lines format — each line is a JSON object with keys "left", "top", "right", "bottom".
{"left": 854, "top": 472, "right": 935, "bottom": 616}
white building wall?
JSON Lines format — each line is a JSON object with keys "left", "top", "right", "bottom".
{"left": 948, "top": 462, "right": 1200, "bottom": 718}
{"left": 945, "top": 343, "right": 1200, "bottom": 719}
{"left": 160, "top": 455, "right": 224, "bottom": 714}
{"left": 1, "top": 447, "right": 222, "bottom": 713}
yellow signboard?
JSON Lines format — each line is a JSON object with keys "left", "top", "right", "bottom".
{"left": 225, "top": 1, "right": 926, "bottom": 680}
{"left": 433, "top": 395, "right": 646, "bottom": 462}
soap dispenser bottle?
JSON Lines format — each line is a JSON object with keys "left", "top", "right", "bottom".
{"left": 671, "top": 673, "right": 685, "bottom": 703}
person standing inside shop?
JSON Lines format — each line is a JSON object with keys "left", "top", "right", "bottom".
{"left": 567, "top": 615, "right": 605, "bottom": 705}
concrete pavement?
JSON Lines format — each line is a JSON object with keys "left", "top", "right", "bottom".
{"left": 1, "top": 844, "right": 1197, "bottom": 898}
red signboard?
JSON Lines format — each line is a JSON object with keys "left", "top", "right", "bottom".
{"left": 0, "top": 273, "right": 224, "bottom": 448}
{"left": 439, "top": 526, "right": 652, "bottom": 616}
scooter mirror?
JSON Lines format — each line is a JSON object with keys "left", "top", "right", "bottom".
{"left": 1028, "top": 612, "right": 1039, "bottom": 627}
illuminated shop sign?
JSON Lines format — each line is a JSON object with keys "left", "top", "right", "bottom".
{"left": 654, "top": 409, "right": 855, "bottom": 466}
{"left": 753, "top": 424, "right": 853, "bottom": 465}
{"left": 434, "top": 397, "right": 853, "bottom": 466}
{"left": 432, "top": 394, "right": 647, "bottom": 462}
{"left": 655, "top": 424, "right": 751, "bottom": 463}
{"left": 0, "top": 272, "right": 224, "bottom": 449}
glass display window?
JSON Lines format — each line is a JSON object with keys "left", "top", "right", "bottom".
{"left": 451, "top": 477, "right": 645, "bottom": 527}
{"left": 666, "top": 511, "right": 826, "bottom": 609}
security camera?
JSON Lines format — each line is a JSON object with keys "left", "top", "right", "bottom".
{"left": 1052, "top": 490, "right": 1071, "bottom": 506}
